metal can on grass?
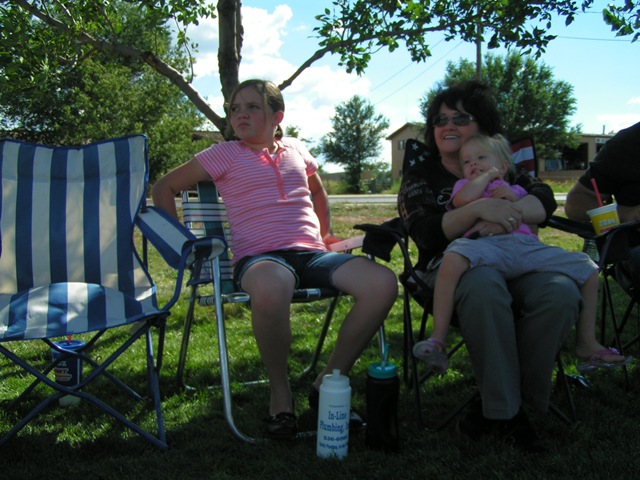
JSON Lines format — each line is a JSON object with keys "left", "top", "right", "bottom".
{"left": 51, "top": 339, "right": 85, "bottom": 406}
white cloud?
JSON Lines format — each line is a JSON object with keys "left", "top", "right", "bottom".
{"left": 192, "top": 51, "right": 218, "bottom": 79}
{"left": 189, "top": 5, "right": 292, "bottom": 82}
{"left": 628, "top": 97, "right": 640, "bottom": 105}
{"left": 594, "top": 114, "right": 640, "bottom": 134}
{"left": 236, "top": 6, "right": 374, "bottom": 144}
{"left": 241, "top": 5, "right": 292, "bottom": 59}
{"left": 188, "top": 15, "right": 219, "bottom": 79}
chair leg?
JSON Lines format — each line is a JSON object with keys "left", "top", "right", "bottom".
{"left": 616, "top": 293, "right": 640, "bottom": 351}
{"left": 177, "top": 284, "right": 199, "bottom": 390}
{"left": 301, "top": 294, "right": 341, "bottom": 377}
{"left": 145, "top": 328, "right": 167, "bottom": 446}
{"left": 551, "top": 354, "right": 576, "bottom": 424}
{"left": 155, "top": 317, "right": 166, "bottom": 374}
{"left": 403, "top": 292, "right": 429, "bottom": 389}
{"left": 211, "top": 258, "right": 257, "bottom": 444}
{"left": 12, "top": 333, "right": 135, "bottom": 409}
{"left": 404, "top": 300, "right": 425, "bottom": 425}
{"left": 301, "top": 293, "right": 387, "bottom": 377}
{"left": 401, "top": 289, "right": 415, "bottom": 386}
{"left": 429, "top": 389, "right": 479, "bottom": 432}
{"left": 602, "top": 275, "right": 632, "bottom": 388}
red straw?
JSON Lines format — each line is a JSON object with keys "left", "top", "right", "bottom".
{"left": 591, "top": 178, "right": 604, "bottom": 207}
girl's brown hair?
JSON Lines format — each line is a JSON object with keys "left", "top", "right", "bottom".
{"left": 225, "top": 79, "right": 285, "bottom": 139}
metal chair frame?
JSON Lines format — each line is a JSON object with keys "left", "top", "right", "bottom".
{"left": 550, "top": 217, "right": 640, "bottom": 355}
{"left": 177, "top": 181, "right": 385, "bottom": 443}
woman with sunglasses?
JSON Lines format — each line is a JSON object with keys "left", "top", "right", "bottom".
{"left": 397, "top": 81, "right": 581, "bottom": 452}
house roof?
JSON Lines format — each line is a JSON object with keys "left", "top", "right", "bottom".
{"left": 385, "top": 122, "right": 422, "bottom": 140}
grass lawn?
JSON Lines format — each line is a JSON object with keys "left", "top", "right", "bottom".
{"left": 1, "top": 201, "right": 640, "bottom": 480}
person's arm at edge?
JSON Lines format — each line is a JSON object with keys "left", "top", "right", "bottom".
{"left": 151, "top": 158, "right": 211, "bottom": 221}
{"left": 565, "top": 181, "right": 607, "bottom": 223}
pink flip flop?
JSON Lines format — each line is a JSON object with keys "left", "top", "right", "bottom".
{"left": 577, "top": 347, "right": 633, "bottom": 375}
{"left": 412, "top": 338, "right": 449, "bottom": 375}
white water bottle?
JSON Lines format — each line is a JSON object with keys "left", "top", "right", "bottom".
{"left": 316, "top": 369, "right": 351, "bottom": 459}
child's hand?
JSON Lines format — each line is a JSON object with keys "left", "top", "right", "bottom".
{"left": 489, "top": 185, "right": 518, "bottom": 202}
{"left": 323, "top": 234, "right": 343, "bottom": 248}
{"left": 484, "top": 166, "right": 502, "bottom": 181}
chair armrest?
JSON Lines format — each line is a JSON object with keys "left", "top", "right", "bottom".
{"left": 597, "top": 220, "right": 640, "bottom": 266}
{"left": 548, "top": 215, "right": 596, "bottom": 240}
{"left": 136, "top": 206, "right": 197, "bottom": 269}
{"left": 355, "top": 217, "right": 406, "bottom": 262}
{"left": 136, "top": 205, "right": 227, "bottom": 310}
{"left": 356, "top": 217, "right": 432, "bottom": 302}
{"left": 328, "top": 235, "right": 365, "bottom": 252}
{"left": 605, "top": 219, "right": 640, "bottom": 234}
{"left": 137, "top": 206, "right": 226, "bottom": 270}
{"left": 549, "top": 215, "right": 640, "bottom": 267}
{"left": 184, "top": 237, "right": 227, "bottom": 271}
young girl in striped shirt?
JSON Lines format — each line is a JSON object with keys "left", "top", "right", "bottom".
{"left": 152, "top": 79, "right": 397, "bottom": 440}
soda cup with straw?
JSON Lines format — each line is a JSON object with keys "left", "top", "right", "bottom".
{"left": 587, "top": 178, "right": 619, "bottom": 236}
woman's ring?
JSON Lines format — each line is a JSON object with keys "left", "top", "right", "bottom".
{"left": 508, "top": 217, "right": 516, "bottom": 224}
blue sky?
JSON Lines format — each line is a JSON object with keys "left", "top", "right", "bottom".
{"left": 187, "top": 1, "right": 639, "bottom": 166}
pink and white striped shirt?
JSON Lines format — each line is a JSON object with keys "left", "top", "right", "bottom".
{"left": 195, "top": 138, "right": 327, "bottom": 263}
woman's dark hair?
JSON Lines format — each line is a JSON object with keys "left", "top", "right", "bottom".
{"left": 423, "top": 81, "right": 502, "bottom": 157}
{"left": 224, "top": 79, "right": 285, "bottom": 139}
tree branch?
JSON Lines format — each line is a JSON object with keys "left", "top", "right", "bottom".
{"left": 279, "top": 25, "right": 447, "bottom": 91}
{"left": 14, "top": 0, "right": 226, "bottom": 131}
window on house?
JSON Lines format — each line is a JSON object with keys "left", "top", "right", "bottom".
{"left": 398, "top": 140, "right": 406, "bottom": 150}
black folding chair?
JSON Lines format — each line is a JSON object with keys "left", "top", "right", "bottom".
{"left": 549, "top": 216, "right": 640, "bottom": 357}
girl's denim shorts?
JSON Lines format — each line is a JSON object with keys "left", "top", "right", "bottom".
{"left": 233, "top": 250, "right": 358, "bottom": 290}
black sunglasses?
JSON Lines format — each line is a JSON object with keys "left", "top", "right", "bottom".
{"left": 432, "top": 113, "right": 475, "bottom": 127}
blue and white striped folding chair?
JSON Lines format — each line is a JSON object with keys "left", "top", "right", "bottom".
{"left": 0, "top": 135, "right": 225, "bottom": 448}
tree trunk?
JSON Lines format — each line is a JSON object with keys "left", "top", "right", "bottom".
{"left": 217, "top": 0, "right": 242, "bottom": 136}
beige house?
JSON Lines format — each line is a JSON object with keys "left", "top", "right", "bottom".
{"left": 558, "top": 132, "right": 614, "bottom": 170}
{"left": 386, "top": 122, "right": 613, "bottom": 181}
{"left": 386, "top": 123, "right": 422, "bottom": 180}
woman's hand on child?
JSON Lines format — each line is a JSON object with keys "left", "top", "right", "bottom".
{"left": 489, "top": 185, "right": 519, "bottom": 202}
